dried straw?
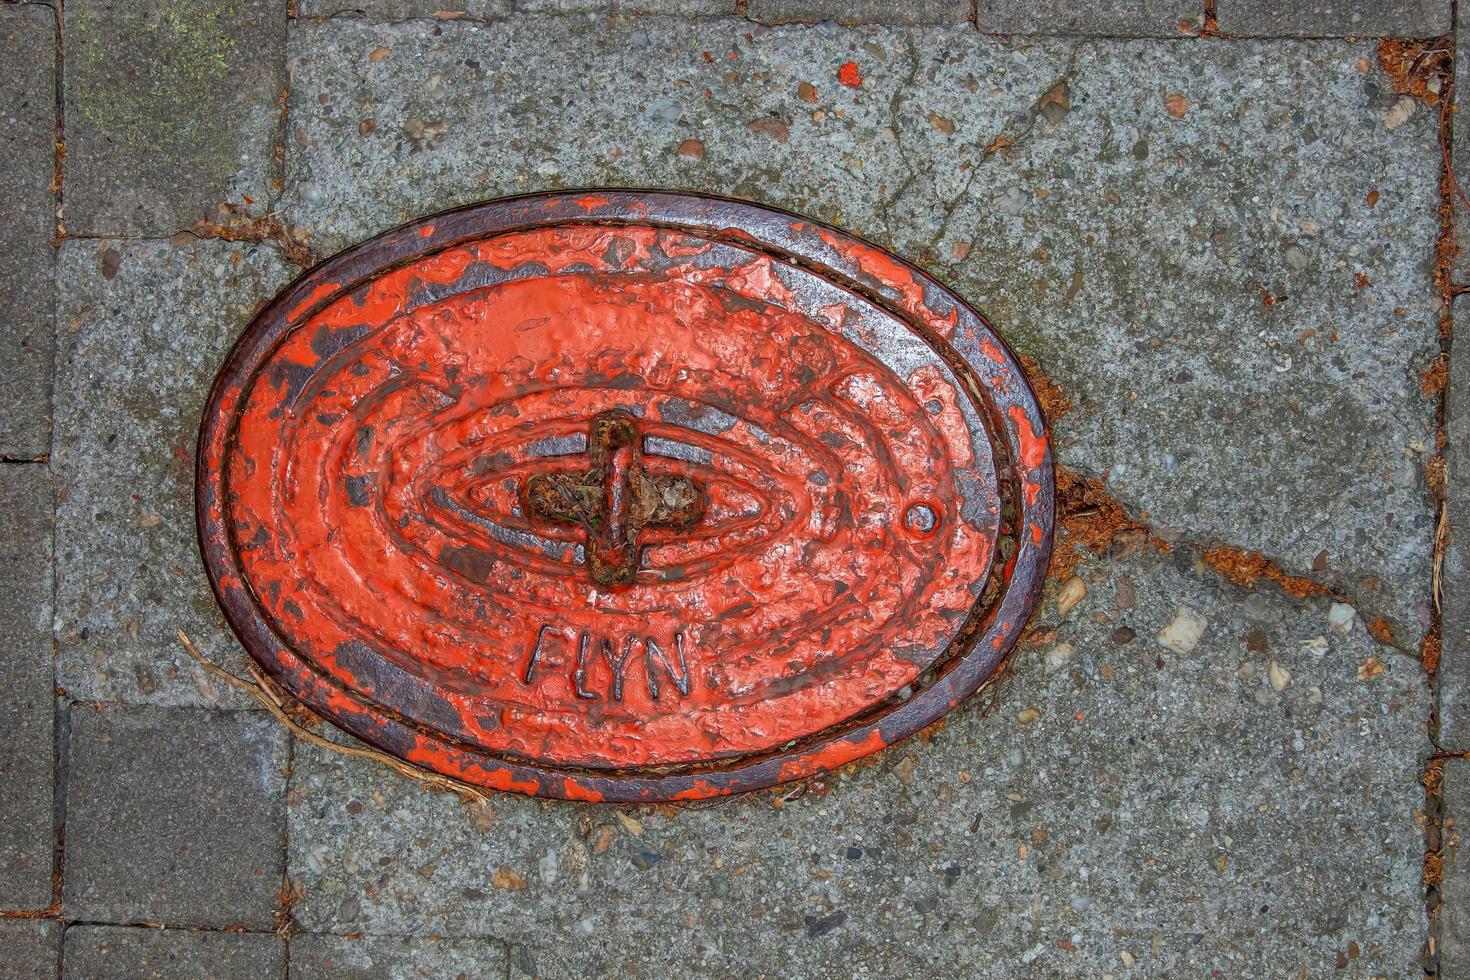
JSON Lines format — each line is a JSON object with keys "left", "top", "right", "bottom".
{"left": 176, "top": 629, "right": 494, "bottom": 808}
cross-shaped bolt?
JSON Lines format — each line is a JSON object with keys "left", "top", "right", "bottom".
{"left": 524, "top": 410, "right": 706, "bottom": 586}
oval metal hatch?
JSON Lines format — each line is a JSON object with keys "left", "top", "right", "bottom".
{"left": 196, "top": 190, "right": 1054, "bottom": 802}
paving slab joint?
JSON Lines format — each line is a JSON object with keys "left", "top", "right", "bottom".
{"left": 0, "top": 905, "right": 61, "bottom": 921}
{"left": 51, "top": 0, "right": 61, "bottom": 248}
{"left": 1426, "top": 27, "right": 1455, "bottom": 711}
{"left": 274, "top": 739, "right": 300, "bottom": 947}
{"left": 1424, "top": 6, "right": 1457, "bottom": 971}
{"left": 63, "top": 918, "right": 283, "bottom": 934}
{"left": 1201, "top": 0, "right": 1219, "bottom": 36}
{"left": 292, "top": 11, "right": 511, "bottom": 25}
{"left": 54, "top": 223, "right": 322, "bottom": 270}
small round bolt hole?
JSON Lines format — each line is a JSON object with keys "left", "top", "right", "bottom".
{"left": 903, "top": 502, "right": 939, "bottom": 536}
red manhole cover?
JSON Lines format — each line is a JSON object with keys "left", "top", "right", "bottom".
{"left": 197, "top": 191, "right": 1054, "bottom": 802}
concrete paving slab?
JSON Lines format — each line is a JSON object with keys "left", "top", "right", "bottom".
{"left": 1442, "top": 759, "right": 1470, "bottom": 975}
{"left": 975, "top": 0, "right": 1200, "bottom": 36}
{"left": 62, "top": 926, "right": 284, "bottom": 980}
{"left": 62, "top": 0, "right": 286, "bottom": 236}
{"left": 63, "top": 706, "right": 288, "bottom": 929}
{"left": 1439, "top": 295, "right": 1470, "bottom": 749}
{"left": 520, "top": 0, "right": 733, "bottom": 13}
{"left": 281, "top": 20, "right": 1439, "bottom": 644}
{"left": 0, "top": 921, "right": 59, "bottom": 980}
{"left": 1454, "top": 7, "right": 1470, "bottom": 285}
{"left": 286, "top": 546, "right": 1427, "bottom": 975}
{"left": 291, "top": 933, "right": 507, "bottom": 978}
{"left": 297, "top": 0, "right": 514, "bottom": 17}
{"left": 0, "top": 464, "right": 55, "bottom": 910}
{"left": 749, "top": 0, "right": 970, "bottom": 25}
{"left": 53, "top": 239, "right": 293, "bottom": 707}
{"left": 0, "top": 5, "right": 56, "bottom": 458}
{"left": 1215, "top": 1, "right": 1451, "bottom": 38}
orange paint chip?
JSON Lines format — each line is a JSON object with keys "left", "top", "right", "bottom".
{"left": 1008, "top": 405, "right": 1047, "bottom": 471}
{"left": 838, "top": 61, "right": 862, "bottom": 88}
{"left": 286, "top": 281, "right": 342, "bottom": 323}
{"left": 560, "top": 779, "right": 604, "bottom": 802}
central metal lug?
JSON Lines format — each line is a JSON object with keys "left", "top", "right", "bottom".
{"left": 524, "top": 410, "right": 706, "bottom": 586}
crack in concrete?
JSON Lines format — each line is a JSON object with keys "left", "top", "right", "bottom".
{"left": 873, "top": 36, "right": 925, "bottom": 233}
{"left": 1020, "top": 346, "right": 1418, "bottom": 655}
{"left": 927, "top": 43, "right": 1082, "bottom": 259}
{"left": 187, "top": 207, "right": 321, "bottom": 269}
{"left": 1048, "top": 459, "right": 1423, "bottom": 658}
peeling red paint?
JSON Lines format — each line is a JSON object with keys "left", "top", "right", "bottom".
{"left": 809, "top": 226, "right": 956, "bottom": 340}
{"left": 779, "top": 729, "right": 886, "bottom": 781}
{"left": 227, "top": 223, "right": 992, "bottom": 767}
{"left": 196, "top": 191, "right": 1053, "bottom": 802}
{"left": 671, "top": 779, "right": 726, "bottom": 801}
{"left": 561, "top": 779, "right": 604, "bottom": 803}
{"left": 286, "top": 280, "right": 341, "bottom": 323}
{"left": 1009, "top": 404, "right": 1046, "bottom": 471}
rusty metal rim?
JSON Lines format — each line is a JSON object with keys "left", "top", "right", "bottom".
{"left": 196, "top": 189, "right": 1055, "bottom": 803}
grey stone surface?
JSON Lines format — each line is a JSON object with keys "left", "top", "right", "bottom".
{"left": 520, "top": 0, "right": 733, "bottom": 13}
{"left": 0, "top": 920, "right": 59, "bottom": 980}
{"left": 282, "top": 20, "right": 1439, "bottom": 641}
{"left": 63, "top": 706, "right": 288, "bottom": 929}
{"left": 19, "top": 12, "right": 1444, "bottom": 975}
{"left": 0, "top": 5, "right": 56, "bottom": 458}
{"left": 1215, "top": 0, "right": 1451, "bottom": 37}
{"left": 750, "top": 0, "right": 970, "bottom": 25}
{"left": 291, "top": 934, "right": 506, "bottom": 978}
{"left": 54, "top": 239, "right": 292, "bottom": 707}
{"left": 1441, "top": 295, "right": 1470, "bottom": 749}
{"left": 975, "top": 0, "right": 1201, "bottom": 36}
{"left": 1456, "top": 9, "right": 1470, "bottom": 286}
{"left": 297, "top": 0, "right": 513, "bottom": 18}
{"left": 62, "top": 926, "right": 284, "bottom": 980}
{"left": 0, "top": 464, "right": 55, "bottom": 910}
{"left": 1443, "top": 759, "right": 1470, "bottom": 976}
{"left": 62, "top": 0, "right": 286, "bottom": 236}
{"left": 287, "top": 547, "right": 1427, "bottom": 975}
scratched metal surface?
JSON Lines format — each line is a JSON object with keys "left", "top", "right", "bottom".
{"left": 196, "top": 190, "right": 1054, "bottom": 802}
